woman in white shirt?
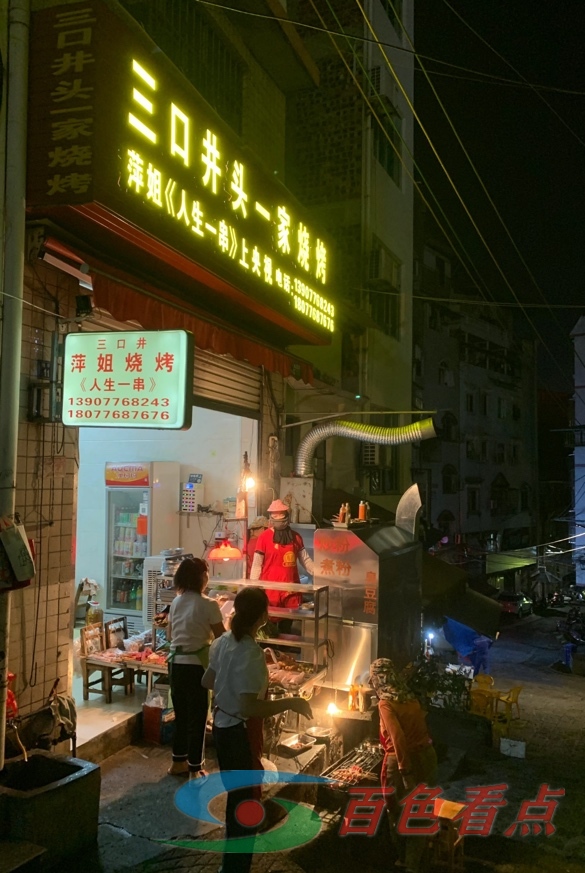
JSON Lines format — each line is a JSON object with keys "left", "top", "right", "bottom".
{"left": 166, "top": 558, "right": 225, "bottom": 777}
{"left": 203, "top": 587, "right": 312, "bottom": 873}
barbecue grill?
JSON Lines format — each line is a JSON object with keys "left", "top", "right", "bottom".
{"left": 318, "top": 742, "right": 384, "bottom": 808}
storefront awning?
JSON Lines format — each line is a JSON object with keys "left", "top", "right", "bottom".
{"left": 422, "top": 553, "right": 502, "bottom": 638}
{"left": 41, "top": 236, "right": 314, "bottom": 384}
{"left": 485, "top": 549, "right": 537, "bottom": 576}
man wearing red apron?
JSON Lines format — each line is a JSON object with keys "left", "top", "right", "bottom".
{"left": 249, "top": 499, "right": 314, "bottom": 611}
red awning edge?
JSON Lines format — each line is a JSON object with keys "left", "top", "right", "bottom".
{"left": 41, "top": 235, "right": 313, "bottom": 384}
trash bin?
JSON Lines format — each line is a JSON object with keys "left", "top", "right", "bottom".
{"left": 563, "top": 642, "right": 576, "bottom": 668}
{"left": 0, "top": 750, "right": 100, "bottom": 866}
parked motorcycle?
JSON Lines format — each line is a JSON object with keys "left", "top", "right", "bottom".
{"left": 557, "top": 606, "right": 585, "bottom": 641}
{"left": 550, "top": 591, "right": 571, "bottom": 607}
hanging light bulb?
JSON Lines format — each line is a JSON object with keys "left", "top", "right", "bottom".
{"left": 208, "top": 537, "right": 242, "bottom": 561}
{"left": 241, "top": 451, "right": 256, "bottom": 492}
{"left": 326, "top": 702, "right": 340, "bottom": 715}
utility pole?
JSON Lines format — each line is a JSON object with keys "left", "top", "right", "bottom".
{"left": 0, "top": 0, "right": 30, "bottom": 771}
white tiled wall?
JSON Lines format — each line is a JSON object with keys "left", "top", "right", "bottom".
{"left": 11, "top": 257, "right": 270, "bottom": 717}
{"left": 75, "top": 407, "right": 258, "bottom": 593}
{"left": 11, "top": 262, "right": 78, "bottom": 714}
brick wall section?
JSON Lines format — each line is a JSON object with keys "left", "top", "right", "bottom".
{"left": 9, "top": 260, "right": 79, "bottom": 715}
{"left": 206, "top": 4, "right": 287, "bottom": 176}
{"left": 290, "top": 55, "right": 363, "bottom": 207}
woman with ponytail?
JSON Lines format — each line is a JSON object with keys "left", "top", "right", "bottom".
{"left": 203, "top": 587, "right": 312, "bottom": 873}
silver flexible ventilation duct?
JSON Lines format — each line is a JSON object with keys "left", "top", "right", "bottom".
{"left": 294, "top": 417, "right": 437, "bottom": 477}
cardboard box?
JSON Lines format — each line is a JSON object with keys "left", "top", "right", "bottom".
{"left": 142, "top": 704, "right": 175, "bottom": 745}
{"left": 500, "top": 737, "right": 526, "bottom": 758}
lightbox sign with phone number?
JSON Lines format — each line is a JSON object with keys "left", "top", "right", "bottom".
{"left": 62, "top": 330, "right": 194, "bottom": 429}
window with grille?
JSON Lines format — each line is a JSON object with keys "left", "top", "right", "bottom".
{"left": 467, "top": 487, "right": 480, "bottom": 515}
{"left": 441, "top": 412, "right": 458, "bottom": 441}
{"left": 120, "top": 0, "right": 244, "bottom": 134}
{"left": 380, "top": 0, "right": 403, "bottom": 34}
{"left": 369, "top": 66, "right": 381, "bottom": 95}
{"left": 442, "top": 465, "right": 458, "bottom": 495}
{"left": 372, "top": 101, "right": 402, "bottom": 185}
{"left": 368, "top": 238, "right": 401, "bottom": 338}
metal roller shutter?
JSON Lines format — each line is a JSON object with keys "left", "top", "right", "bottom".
{"left": 193, "top": 350, "right": 262, "bottom": 419}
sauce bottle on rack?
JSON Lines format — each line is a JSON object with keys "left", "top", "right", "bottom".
{"left": 338, "top": 503, "right": 346, "bottom": 523}
{"left": 348, "top": 679, "right": 359, "bottom": 711}
{"left": 358, "top": 500, "right": 367, "bottom": 520}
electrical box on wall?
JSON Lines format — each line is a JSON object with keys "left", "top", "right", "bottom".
{"left": 181, "top": 475, "right": 204, "bottom": 512}
{"left": 280, "top": 477, "right": 314, "bottom": 523}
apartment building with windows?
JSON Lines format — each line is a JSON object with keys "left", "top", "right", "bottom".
{"left": 411, "top": 205, "right": 539, "bottom": 581}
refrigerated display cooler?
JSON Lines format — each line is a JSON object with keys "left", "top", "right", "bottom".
{"left": 103, "top": 461, "right": 180, "bottom": 633}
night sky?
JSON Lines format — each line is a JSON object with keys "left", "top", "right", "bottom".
{"left": 414, "top": 0, "right": 585, "bottom": 390}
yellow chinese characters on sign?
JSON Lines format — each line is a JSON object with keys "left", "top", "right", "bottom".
{"left": 46, "top": 6, "right": 97, "bottom": 198}
{"left": 28, "top": 3, "right": 336, "bottom": 339}
{"left": 123, "top": 57, "right": 334, "bottom": 334}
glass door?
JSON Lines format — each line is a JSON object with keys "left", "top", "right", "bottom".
{"left": 106, "top": 487, "right": 148, "bottom": 614}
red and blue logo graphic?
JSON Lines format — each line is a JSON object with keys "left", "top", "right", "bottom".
{"left": 165, "top": 770, "right": 334, "bottom": 853}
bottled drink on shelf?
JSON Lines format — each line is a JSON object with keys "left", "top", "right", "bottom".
{"left": 136, "top": 584, "right": 143, "bottom": 612}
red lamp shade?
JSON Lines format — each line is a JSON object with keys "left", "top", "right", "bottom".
{"left": 208, "top": 540, "right": 243, "bottom": 561}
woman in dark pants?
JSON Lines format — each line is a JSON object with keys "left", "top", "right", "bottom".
{"left": 203, "top": 587, "right": 312, "bottom": 873}
{"left": 166, "top": 558, "right": 225, "bottom": 777}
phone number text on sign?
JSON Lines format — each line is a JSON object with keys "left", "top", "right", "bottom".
{"left": 62, "top": 330, "right": 193, "bottom": 430}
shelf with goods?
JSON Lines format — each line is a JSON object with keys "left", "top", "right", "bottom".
{"left": 210, "top": 580, "right": 329, "bottom": 674}
{"left": 147, "top": 554, "right": 191, "bottom": 653}
{"left": 109, "top": 555, "right": 145, "bottom": 612}
{"left": 151, "top": 580, "right": 176, "bottom": 655}
{"left": 108, "top": 503, "right": 148, "bottom": 612}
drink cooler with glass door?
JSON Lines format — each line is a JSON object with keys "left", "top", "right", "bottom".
{"left": 104, "top": 462, "right": 180, "bottom": 635}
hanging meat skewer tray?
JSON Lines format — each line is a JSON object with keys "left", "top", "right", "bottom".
{"left": 317, "top": 743, "right": 384, "bottom": 809}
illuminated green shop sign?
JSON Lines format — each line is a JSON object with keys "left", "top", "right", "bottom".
{"left": 62, "top": 330, "right": 194, "bottom": 429}
{"left": 27, "top": 1, "right": 335, "bottom": 337}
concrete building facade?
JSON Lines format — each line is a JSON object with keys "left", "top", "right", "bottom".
{"left": 411, "top": 205, "right": 539, "bottom": 588}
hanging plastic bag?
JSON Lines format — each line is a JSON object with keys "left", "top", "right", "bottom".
{"left": 0, "top": 517, "right": 36, "bottom": 582}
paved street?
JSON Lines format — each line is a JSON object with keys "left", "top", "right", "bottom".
{"left": 63, "top": 613, "right": 585, "bottom": 873}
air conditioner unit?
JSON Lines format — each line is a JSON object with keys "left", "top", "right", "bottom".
{"left": 368, "top": 67, "right": 399, "bottom": 106}
{"left": 361, "top": 443, "right": 380, "bottom": 466}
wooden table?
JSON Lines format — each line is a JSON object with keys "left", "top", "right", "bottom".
{"left": 124, "top": 661, "right": 168, "bottom": 694}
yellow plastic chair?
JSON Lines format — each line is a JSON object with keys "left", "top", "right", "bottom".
{"left": 469, "top": 689, "right": 493, "bottom": 719}
{"left": 473, "top": 674, "right": 495, "bottom": 689}
{"left": 495, "top": 686, "right": 523, "bottom": 721}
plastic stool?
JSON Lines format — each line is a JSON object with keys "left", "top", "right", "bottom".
{"left": 430, "top": 799, "right": 466, "bottom": 873}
